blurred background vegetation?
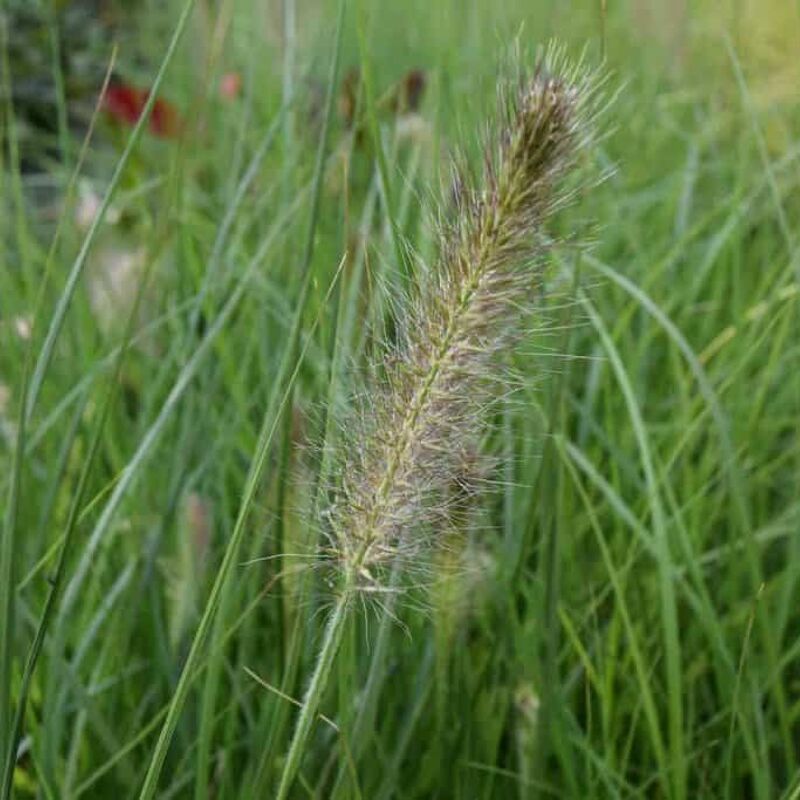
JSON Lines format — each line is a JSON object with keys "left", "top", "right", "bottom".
{"left": 1, "top": 1, "right": 799, "bottom": 798}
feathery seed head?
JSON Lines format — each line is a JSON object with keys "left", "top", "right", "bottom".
{"left": 328, "top": 46, "right": 604, "bottom": 593}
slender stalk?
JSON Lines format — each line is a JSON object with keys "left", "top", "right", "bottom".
{"left": 275, "top": 590, "right": 351, "bottom": 800}
{"left": 26, "top": 0, "right": 198, "bottom": 419}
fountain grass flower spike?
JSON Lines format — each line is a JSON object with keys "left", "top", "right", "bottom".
{"left": 276, "top": 44, "right": 605, "bottom": 799}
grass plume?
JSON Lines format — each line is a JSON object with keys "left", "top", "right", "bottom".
{"left": 276, "top": 45, "right": 603, "bottom": 798}
{"left": 330, "top": 47, "right": 601, "bottom": 590}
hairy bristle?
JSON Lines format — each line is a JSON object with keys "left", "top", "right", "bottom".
{"left": 329, "top": 46, "right": 603, "bottom": 591}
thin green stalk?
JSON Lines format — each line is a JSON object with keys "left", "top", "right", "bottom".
{"left": 528, "top": 255, "right": 583, "bottom": 798}
{"left": 26, "top": 0, "right": 198, "bottom": 420}
{"left": 275, "top": 590, "right": 351, "bottom": 800}
{"left": 0, "top": 363, "right": 26, "bottom": 786}
{"left": 0, "top": 390, "right": 82, "bottom": 800}
{"left": 327, "top": 561, "right": 402, "bottom": 798}
{"left": 0, "top": 10, "right": 34, "bottom": 764}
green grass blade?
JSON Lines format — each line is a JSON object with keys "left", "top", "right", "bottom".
{"left": 26, "top": 0, "right": 198, "bottom": 420}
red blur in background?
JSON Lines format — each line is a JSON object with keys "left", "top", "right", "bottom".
{"left": 103, "top": 81, "right": 182, "bottom": 138}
